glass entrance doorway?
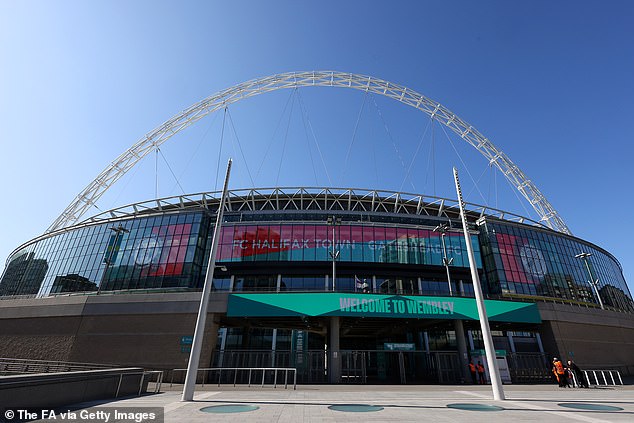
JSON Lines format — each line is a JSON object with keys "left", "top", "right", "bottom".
{"left": 340, "top": 350, "right": 461, "bottom": 384}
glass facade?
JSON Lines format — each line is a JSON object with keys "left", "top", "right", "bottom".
{"left": 0, "top": 212, "right": 206, "bottom": 297}
{"left": 479, "top": 221, "right": 633, "bottom": 311}
{"left": 216, "top": 223, "right": 480, "bottom": 267}
{"left": 0, "top": 207, "right": 631, "bottom": 312}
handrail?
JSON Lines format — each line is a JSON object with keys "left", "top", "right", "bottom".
{"left": 583, "top": 369, "right": 623, "bottom": 386}
{"left": 1, "top": 367, "right": 161, "bottom": 408}
{"left": 139, "top": 370, "right": 164, "bottom": 395}
{"left": 0, "top": 357, "right": 112, "bottom": 375}
{"left": 170, "top": 367, "right": 296, "bottom": 390}
{"left": 569, "top": 369, "right": 624, "bottom": 387}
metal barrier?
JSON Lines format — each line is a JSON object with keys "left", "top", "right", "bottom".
{"left": 573, "top": 369, "right": 624, "bottom": 387}
{"left": 208, "top": 350, "right": 553, "bottom": 384}
{"left": 139, "top": 370, "right": 164, "bottom": 395}
{"left": 0, "top": 357, "right": 112, "bottom": 375}
{"left": 170, "top": 367, "right": 297, "bottom": 390}
{"left": 2, "top": 368, "right": 162, "bottom": 410}
{"left": 506, "top": 353, "right": 551, "bottom": 383}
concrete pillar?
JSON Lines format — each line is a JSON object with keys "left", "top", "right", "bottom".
{"left": 329, "top": 316, "right": 341, "bottom": 383}
{"left": 218, "top": 327, "right": 227, "bottom": 367}
{"left": 417, "top": 277, "right": 422, "bottom": 294}
{"left": 372, "top": 275, "right": 377, "bottom": 293}
{"left": 199, "top": 314, "right": 220, "bottom": 370}
{"left": 276, "top": 274, "right": 282, "bottom": 292}
{"left": 271, "top": 328, "right": 278, "bottom": 367}
{"left": 467, "top": 330, "right": 475, "bottom": 351}
{"left": 423, "top": 331, "right": 430, "bottom": 352}
{"left": 229, "top": 275, "right": 235, "bottom": 292}
{"left": 507, "top": 331, "right": 516, "bottom": 353}
{"left": 535, "top": 332, "right": 544, "bottom": 354}
{"left": 418, "top": 331, "right": 425, "bottom": 351}
{"left": 454, "top": 320, "right": 469, "bottom": 382}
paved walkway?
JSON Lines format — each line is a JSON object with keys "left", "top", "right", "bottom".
{"left": 26, "top": 383, "right": 634, "bottom": 423}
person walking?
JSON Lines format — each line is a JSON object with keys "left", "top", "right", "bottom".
{"left": 477, "top": 361, "right": 486, "bottom": 384}
{"left": 552, "top": 357, "right": 567, "bottom": 388}
{"left": 568, "top": 360, "right": 588, "bottom": 388}
{"left": 468, "top": 361, "right": 477, "bottom": 384}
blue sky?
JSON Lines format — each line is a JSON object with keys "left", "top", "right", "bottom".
{"left": 1, "top": 0, "right": 633, "bottom": 291}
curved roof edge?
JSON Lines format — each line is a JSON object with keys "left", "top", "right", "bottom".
{"left": 6, "top": 187, "right": 615, "bottom": 266}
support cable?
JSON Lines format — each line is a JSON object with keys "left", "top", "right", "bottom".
{"left": 226, "top": 108, "right": 255, "bottom": 187}
{"left": 255, "top": 89, "right": 295, "bottom": 181}
{"left": 439, "top": 123, "right": 488, "bottom": 205}
{"left": 372, "top": 128, "right": 379, "bottom": 187}
{"left": 487, "top": 162, "right": 493, "bottom": 206}
{"left": 296, "top": 89, "right": 319, "bottom": 185}
{"left": 103, "top": 156, "right": 144, "bottom": 212}
{"left": 370, "top": 95, "right": 414, "bottom": 191}
{"left": 155, "top": 146, "right": 159, "bottom": 198}
{"left": 158, "top": 148, "right": 187, "bottom": 195}
{"left": 342, "top": 92, "right": 368, "bottom": 179}
{"left": 275, "top": 89, "right": 296, "bottom": 186}
{"left": 166, "top": 108, "right": 221, "bottom": 196}
{"left": 424, "top": 118, "right": 435, "bottom": 195}
{"left": 296, "top": 89, "right": 332, "bottom": 186}
{"left": 399, "top": 116, "right": 433, "bottom": 192}
{"left": 465, "top": 164, "right": 492, "bottom": 205}
{"left": 501, "top": 169, "right": 535, "bottom": 221}
{"left": 494, "top": 164, "right": 499, "bottom": 209}
{"left": 215, "top": 108, "right": 228, "bottom": 191}
{"left": 431, "top": 121, "right": 436, "bottom": 196}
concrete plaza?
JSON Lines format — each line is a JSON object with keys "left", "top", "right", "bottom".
{"left": 50, "top": 383, "right": 634, "bottom": 423}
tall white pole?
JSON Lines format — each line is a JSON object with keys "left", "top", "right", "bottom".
{"left": 453, "top": 167, "right": 505, "bottom": 401}
{"left": 182, "top": 158, "right": 232, "bottom": 402}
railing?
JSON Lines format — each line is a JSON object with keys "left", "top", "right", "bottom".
{"left": 0, "top": 358, "right": 164, "bottom": 396}
{"left": 0, "top": 357, "right": 112, "bottom": 375}
{"left": 138, "top": 370, "right": 164, "bottom": 395}
{"left": 570, "top": 369, "right": 624, "bottom": 387}
{"left": 208, "top": 350, "right": 554, "bottom": 385}
{"left": 169, "top": 367, "right": 297, "bottom": 390}
{"left": 2, "top": 368, "right": 162, "bottom": 410}
{"left": 506, "top": 352, "right": 551, "bottom": 383}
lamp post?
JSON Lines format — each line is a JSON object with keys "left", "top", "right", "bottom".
{"left": 434, "top": 221, "right": 469, "bottom": 382}
{"left": 100, "top": 224, "right": 129, "bottom": 294}
{"left": 433, "top": 223, "right": 454, "bottom": 296}
{"left": 327, "top": 216, "right": 341, "bottom": 292}
{"left": 575, "top": 252, "right": 604, "bottom": 310}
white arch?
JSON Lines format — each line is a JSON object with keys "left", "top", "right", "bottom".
{"left": 47, "top": 71, "right": 570, "bottom": 234}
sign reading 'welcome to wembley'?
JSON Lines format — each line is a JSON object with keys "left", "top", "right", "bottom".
{"left": 227, "top": 293, "right": 541, "bottom": 323}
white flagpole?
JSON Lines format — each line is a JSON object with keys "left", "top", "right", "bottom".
{"left": 453, "top": 167, "right": 505, "bottom": 401}
{"left": 182, "top": 158, "right": 232, "bottom": 402}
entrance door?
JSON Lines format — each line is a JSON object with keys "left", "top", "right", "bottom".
{"left": 340, "top": 351, "right": 366, "bottom": 383}
{"left": 435, "top": 352, "right": 461, "bottom": 383}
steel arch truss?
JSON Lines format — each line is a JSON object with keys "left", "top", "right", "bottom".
{"left": 47, "top": 71, "right": 570, "bottom": 234}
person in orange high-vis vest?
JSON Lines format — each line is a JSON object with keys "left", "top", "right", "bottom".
{"left": 477, "top": 361, "right": 486, "bottom": 384}
{"left": 552, "top": 358, "right": 568, "bottom": 388}
{"left": 468, "top": 361, "right": 477, "bottom": 384}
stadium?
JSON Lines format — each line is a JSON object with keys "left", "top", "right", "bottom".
{"left": 1, "top": 72, "right": 633, "bottom": 385}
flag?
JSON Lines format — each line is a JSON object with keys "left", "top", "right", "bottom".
{"left": 355, "top": 275, "right": 364, "bottom": 291}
